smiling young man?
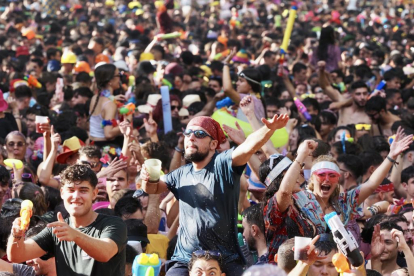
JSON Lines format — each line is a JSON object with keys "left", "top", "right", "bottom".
{"left": 7, "top": 165, "right": 127, "bottom": 276}
{"left": 141, "top": 112, "right": 289, "bottom": 276}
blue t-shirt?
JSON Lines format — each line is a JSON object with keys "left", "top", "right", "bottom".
{"left": 164, "top": 149, "right": 245, "bottom": 264}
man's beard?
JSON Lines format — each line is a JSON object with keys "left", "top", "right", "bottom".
{"left": 184, "top": 147, "right": 210, "bottom": 162}
{"left": 354, "top": 99, "right": 366, "bottom": 108}
{"left": 246, "top": 234, "right": 257, "bottom": 251}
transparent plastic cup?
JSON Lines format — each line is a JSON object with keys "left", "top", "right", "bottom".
{"left": 35, "top": 116, "right": 49, "bottom": 133}
{"left": 144, "top": 159, "right": 162, "bottom": 182}
{"left": 294, "top": 236, "right": 312, "bottom": 261}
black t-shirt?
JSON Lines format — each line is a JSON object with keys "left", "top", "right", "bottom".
{"left": 0, "top": 112, "right": 18, "bottom": 139}
{"left": 32, "top": 214, "right": 127, "bottom": 276}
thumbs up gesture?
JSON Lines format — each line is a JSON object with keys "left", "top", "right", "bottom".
{"left": 47, "top": 212, "right": 79, "bottom": 242}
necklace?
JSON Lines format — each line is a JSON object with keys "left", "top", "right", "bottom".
{"left": 100, "top": 89, "right": 111, "bottom": 98}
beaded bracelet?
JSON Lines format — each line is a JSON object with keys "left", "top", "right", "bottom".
{"left": 101, "top": 119, "right": 118, "bottom": 128}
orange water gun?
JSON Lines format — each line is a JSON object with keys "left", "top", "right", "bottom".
{"left": 119, "top": 103, "right": 136, "bottom": 116}
{"left": 20, "top": 200, "right": 33, "bottom": 230}
{"left": 333, "top": 252, "right": 366, "bottom": 276}
{"left": 24, "top": 75, "right": 42, "bottom": 89}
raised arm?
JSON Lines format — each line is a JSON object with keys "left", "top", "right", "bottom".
{"left": 318, "top": 61, "right": 343, "bottom": 102}
{"left": 277, "top": 140, "right": 317, "bottom": 212}
{"left": 102, "top": 100, "right": 121, "bottom": 140}
{"left": 144, "top": 194, "right": 161, "bottom": 234}
{"left": 231, "top": 96, "right": 288, "bottom": 167}
{"left": 38, "top": 126, "right": 60, "bottom": 189}
{"left": 238, "top": 94, "right": 278, "bottom": 157}
{"left": 222, "top": 48, "right": 240, "bottom": 105}
{"left": 358, "top": 127, "right": 413, "bottom": 205}
{"left": 390, "top": 154, "right": 405, "bottom": 198}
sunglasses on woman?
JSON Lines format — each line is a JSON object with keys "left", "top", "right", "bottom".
{"left": 313, "top": 170, "right": 340, "bottom": 183}
{"left": 7, "top": 142, "right": 25, "bottom": 147}
{"left": 183, "top": 129, "right": 213, "bottom": 139}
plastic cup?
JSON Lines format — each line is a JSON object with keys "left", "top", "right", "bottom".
{"left": 144, "top": 159, "right": 162, "bottom": 182}
{"left": 35, "top": 116, "right": 49, "bottom": 133}
{"left": 294, "top": 236, "right": 311, "bottom": 261}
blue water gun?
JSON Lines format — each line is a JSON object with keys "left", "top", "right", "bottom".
{"left": 216, "top": 97, "right": 235, "bottom": 109}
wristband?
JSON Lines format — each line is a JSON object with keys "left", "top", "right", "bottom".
{"left": 293, "top": 159, "right": 305, "bottom": 168}
{"left": 174, "top": 146, "right": 184, "bottom": 153}
{"left": 386, "top": 156, "right": 399, "bottom": 166}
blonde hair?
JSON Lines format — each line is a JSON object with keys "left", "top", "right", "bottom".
{"left": 308, "top": 155, "right": 341, "bottom": 215}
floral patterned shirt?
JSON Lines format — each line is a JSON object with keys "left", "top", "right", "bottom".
{"left": 264, "top": 187, "right": 361, "bottom": 263}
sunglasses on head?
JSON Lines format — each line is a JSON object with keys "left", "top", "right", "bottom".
{"left": 238, "top": 72, "right": 261, "bottom": 85}
{"left": 355, "top": 124, "right": 371, "bottom": 131}
{"left": 11, "top": 173, "right": 33, "bottom": 182}
{"left": 313, "top": 170, "right": 340, "bottom": 183}
{"left": 7, "top": 141, "right": 25, "bottom": 147}
{"left": 133, "top": 189, "right": 148, "bottom": 199}
{"left": 192, "top": 250, "right": 222, "bottom": 259}
{"left": 183, "top": 129, "right": 213, "bottom": 139}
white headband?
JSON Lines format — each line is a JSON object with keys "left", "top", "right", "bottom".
{"left": 310, "top": 161, "right": 340, "bottom": 175}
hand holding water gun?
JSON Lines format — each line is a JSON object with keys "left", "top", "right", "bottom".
{"left": 325, "top": 212, "right": 364, "bottom": 268}
{"left": 20, "top": 200, "right": 34, "bottom": 230}
{"left": 119, "top": 103, "right": 136, "bottom": 116}
{"left": 24, "top": 75, "right": 42, "bottom": 89}
{"left": 293, "top": 97, "right": 311, "bottom": 121}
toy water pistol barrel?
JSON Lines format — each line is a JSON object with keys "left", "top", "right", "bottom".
{"left": 20, "top": 200, "right": 33, "bottom": 230}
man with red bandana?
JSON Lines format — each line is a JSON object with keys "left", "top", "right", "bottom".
{"left": 141, "top": 107, "right": 289, "bottom": 276}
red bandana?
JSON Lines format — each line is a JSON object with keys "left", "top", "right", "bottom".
{"left": 375, "top": 182, "right": 394, "bottom": 193}
{"left": 187, "top": 116, "right": 227, "bottom": 149}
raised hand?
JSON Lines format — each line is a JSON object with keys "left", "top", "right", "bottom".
{"left": 143, "top": 111, "right": 158, "bottom": 136}
{"left": 297, "top": 139, "right": 318, "bottom": 157}
{"left": 11, "top": 217, "right": 26, "bottom": 239}
{"left": 371, "top": 224, "right": 385, "bottom": 259}
{"left": 223, "top": 121, "right": 246, "bottom": 146}
{"left": 97, "top": 157, "right": 127, "bottom": 179}
{"left": 223, "top": 47, "right": 237, "bottom": 64}
{"left": 128, "top": 141, "right": 141, "bottom": 156}
{"left": 261, "top": 113, "right": 289, "bottom": 131}
{"left": 12, "top": 163, "right": 24, "bottom": 182}
{"left": 119, "top": 120, "right": 131, "bottom": 136}
{"left": 50, "top": 126, "right": 61, "bottom": 150}
{"left": 389, "top": 126, "right": 413, "bottom": 159}
{"left": 391, "top": 228, "right": 410, "bottom": 251}
{"left": 239, "top": 95, "right": 255, "bottom": 116}
{"left": 47, "top": 212, "right": 79, "bottom": 242}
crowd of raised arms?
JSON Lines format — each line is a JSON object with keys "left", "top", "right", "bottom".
{"left": 1, "top": 0, "right": 414, "bottom": 275}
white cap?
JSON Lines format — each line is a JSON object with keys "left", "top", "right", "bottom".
{"left": 137, "top": 94, "right": 162, "bottom": 114}
{"left": 182, "top": 94, "right": 201, "bottom": 108}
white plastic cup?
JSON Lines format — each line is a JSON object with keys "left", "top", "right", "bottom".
{"left": 144, "top": 159, "right": 162, "bottom": 182}
{"left": 35, "top": 116, "right": 49, "bottom": 133}
{"left": 294, "top": 237, "right": 311, "bottom": 261}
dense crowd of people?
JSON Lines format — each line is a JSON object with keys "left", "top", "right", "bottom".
{"left": 0, "top": 0, "right": 414, "bottom": 275}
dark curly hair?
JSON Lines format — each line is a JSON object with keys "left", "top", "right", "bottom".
{"left": 259, "top": 156, "right": 290, "bottom": 204}
{"left": 60, "top": 165, "right": 98, "bottom": 188}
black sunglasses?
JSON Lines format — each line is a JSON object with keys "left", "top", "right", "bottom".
{"left": 183, "top": 129, "right": 213, "bottom": 139}
{"left": 171, "top": 105, "right": 181, "bottom": 111}
{"left": 192, "top": 250, "right": 222, "bottom": 259}
{"left": 133, "top": 189, "right": 148, "bottom": 199}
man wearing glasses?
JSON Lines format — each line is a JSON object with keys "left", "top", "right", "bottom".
{"left": 141, "top": 113, "right": 289, "bottom": 276}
